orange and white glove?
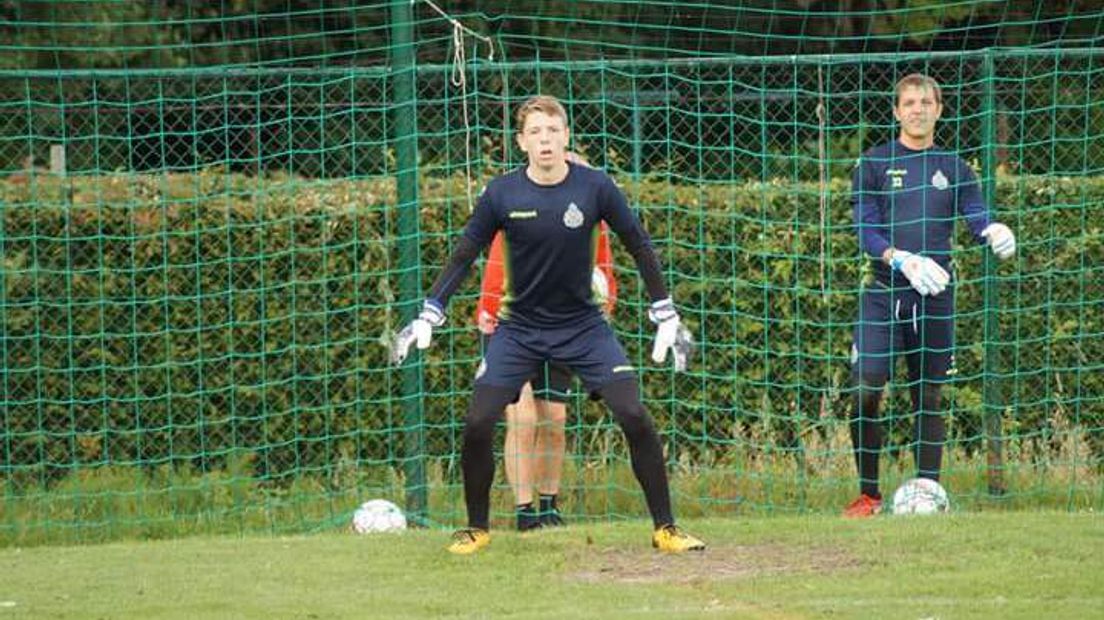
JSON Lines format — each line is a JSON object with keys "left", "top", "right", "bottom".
{"left": 476, "top": 309, "right": 497, "bottom": 336}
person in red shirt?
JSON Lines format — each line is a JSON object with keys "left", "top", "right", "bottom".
{"left": 473, "top": 152, "right": 617, "bottom": 531}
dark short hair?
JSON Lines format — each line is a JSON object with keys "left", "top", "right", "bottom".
{"left": 895, "top": 73, "right": 942, "bottom": 105}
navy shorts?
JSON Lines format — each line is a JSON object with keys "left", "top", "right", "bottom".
{"left": 851, "top": 283, "right": 957, "bottom": 384}
{"left": 480, "top": 334, "right": 573, "bottom": 403}
{"left": 475, "top": 319, "right": 635, "bottom": 396}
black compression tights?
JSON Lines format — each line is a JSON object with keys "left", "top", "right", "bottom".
{"left": 461, "top": 379, "right": 673, "bottom": 529}
{"left": 850, "top": 382, "right": 945, "bottom": 498}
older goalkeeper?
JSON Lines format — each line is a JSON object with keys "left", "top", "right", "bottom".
{"left": 845, "top": 74, "right": 1017, "bottom": 517}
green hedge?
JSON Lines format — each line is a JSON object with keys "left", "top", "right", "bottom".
{"left": 1, "top": 170, "right": 1101, "bottom": 488}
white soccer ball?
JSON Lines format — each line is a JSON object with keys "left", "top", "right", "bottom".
{"left": 351, "top": 499, "right": 407, "bottom": 533}
{"left": 891, "top": 478, "right": 950, "bottom": 516}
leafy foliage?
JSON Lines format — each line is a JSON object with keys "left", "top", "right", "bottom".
{"left": 1, "top": 171, "right": 1099, "bottom": 496}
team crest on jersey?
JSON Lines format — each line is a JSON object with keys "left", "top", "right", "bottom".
{"left": 563, "top": 202, "right": 584, "bottom": 229}
{"left": 931, "top": 170, "right": 949, "bottom": 190}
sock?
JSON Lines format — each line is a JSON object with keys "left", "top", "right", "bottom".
{"left": 538, "top": 494, "right": 565, "bottom": 526}
{"left": 538, "top": 494, "right": 557, "bottom": 514}
{"left": 516, "top": 502, "right": 541, "bottom": 531}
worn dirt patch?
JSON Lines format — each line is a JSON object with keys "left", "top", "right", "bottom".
{"left": 570, "top": 543, "right": 863, "bottom": 584}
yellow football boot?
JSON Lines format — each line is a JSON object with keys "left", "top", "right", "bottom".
{"left": 651, "top": 524, "right": 706, "bottom": 552}
{"left": 447, "top": 528, "right": 490, "bottom": 555}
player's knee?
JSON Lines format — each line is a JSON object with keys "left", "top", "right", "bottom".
{"left": 852, "top": 382, "right": 884, "bottom": 420}
{"left": 462, "top": 416, "right": 496, "bottom": 448}
{"left": 917, "top": 383, "right": 944, "bottom": 415}
{"left": 598, "top": 379, "right": 655, "bottom": 439}
{"left": 506, "top": 415, "right": 537, "bottom": 445}
{"left": 464, "top": 385, "right": 515, "bottom": 443}
{"left": 613, "top": 404, "right": 655, "bottom": 442}
{"left": 853, "top": 371, "right": 887, "bottom": 391}
{"left": 506, "top": 401, "right": 538, "bottom": 428}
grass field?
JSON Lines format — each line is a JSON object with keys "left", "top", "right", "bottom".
{"left": 1, "top": 512, "right": 1101, "bottom": 619}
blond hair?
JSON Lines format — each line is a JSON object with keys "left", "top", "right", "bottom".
{"left": 515, "top": 95, "right": 568, "bottom": 132}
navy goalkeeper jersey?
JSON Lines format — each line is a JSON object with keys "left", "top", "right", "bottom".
{"left": 852, "top": 140, "right": 992, "bottom": 286}
{"left": 461, "top": 163, "right": 652, "bottom": 329}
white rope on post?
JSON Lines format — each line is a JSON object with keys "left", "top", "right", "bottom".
{"left": 816, "top": 62, "right": 828, "bottom": 299}
{"left": 415, "top": 0, "right": 496, "bottom": 212}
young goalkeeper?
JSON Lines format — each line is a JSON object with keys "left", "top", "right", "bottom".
{"left": 845, "top": 74, "right": 1017, "bottom": 517}
{"left": 393, "top": 95, "right": 702, "bottom": 554}
{"left": 475, "top": 183, "right": 617, "bottom": 531}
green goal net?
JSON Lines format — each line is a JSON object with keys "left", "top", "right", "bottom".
{"left": 1, "top": 1, "right": 1102, "bottom": 545}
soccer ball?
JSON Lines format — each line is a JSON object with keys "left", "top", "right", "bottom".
{"left": 891, "top": 478, "right": 950, "bottom": 516}
{"left": 351, "top": 499, "right": 407, "bottom": 533}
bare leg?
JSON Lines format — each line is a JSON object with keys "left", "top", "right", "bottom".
{"left": 533, "top": 399, "right": 567, "bottom": 496}
{"left": 503, "top": 383, "right": 538, "bottom": 506}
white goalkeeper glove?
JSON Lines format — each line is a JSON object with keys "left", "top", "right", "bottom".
{"left": 889, "top": 250, "right": 950, "bottom": 297}
{"left": 648, "top": 297, "right": 693, "bottom": 372}
{"left": 592, "top": 267, "right": 610, "bottom": 312}
{"left": 390, "top": 300, "right": 445, "bottom": 365}
{"left": 980, "top": 222, "right": 1016, "bottom": 260}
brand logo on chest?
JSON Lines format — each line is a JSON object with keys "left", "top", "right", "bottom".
{"left": 886, "top": 168, "right": 906, "bottom": 189}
